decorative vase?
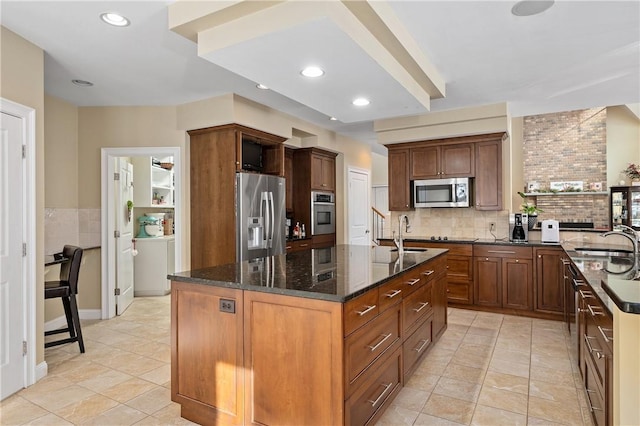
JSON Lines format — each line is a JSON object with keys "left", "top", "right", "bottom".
{"left": 528, "top": 215, "right": 538, "bottom": 230}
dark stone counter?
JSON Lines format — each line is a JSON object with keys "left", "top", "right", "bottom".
{"left": 169, "top": 245, "right": 448, "bottom": 303}
{"left": 562, "top": 241, "right": 640, "bottom": 315}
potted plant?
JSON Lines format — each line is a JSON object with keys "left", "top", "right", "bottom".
{"left": 127, "top": 200, "right": 134, "bottom": 222}
{"left": 517, "top": 192, "right": 543, "bottom": 230}
{"left": 623, "top": 163, "right": 640, "bottom": 185}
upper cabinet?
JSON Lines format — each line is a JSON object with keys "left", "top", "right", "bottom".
{"left": 386, "top": 133, "right": 504, "bottom": 211}
{"left": 131, "top": 156, "right": 174, "bottom": 208}
{"left": 474, "top": 138, "right": 502, "bottom": 211}
{"left": 310, "top": 150, "right": 337, "bottom": 191}
{"left": 388, "top": 148, "right": 411, "bottom": 211}
{"left": 410, "top": 143, "right": 474, "bottom": 179}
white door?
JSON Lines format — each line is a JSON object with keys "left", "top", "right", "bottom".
{"left": 115, "top": 158, "right": 134, "bottom": 314}
{"left": 0, "top": 112, "right": 25, "bottom": 399}
{"left": 348, "top": 168, "right": 370, "bottom": 245}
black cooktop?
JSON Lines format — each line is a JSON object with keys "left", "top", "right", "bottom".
{"left": 428, "top": 236, "right": 479, "bottom": 243}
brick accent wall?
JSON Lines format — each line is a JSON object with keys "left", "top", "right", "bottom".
{"left": 523, "top": 108, "right": 608, "bottom": 229}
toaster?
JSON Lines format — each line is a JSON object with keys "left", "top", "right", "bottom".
{"left": 541, "top": 219, "right": 560, "bottom": 243}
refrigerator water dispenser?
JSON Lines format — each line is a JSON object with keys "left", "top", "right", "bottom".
{"left": 247, "top": 217, "right": 264, "bottom": 250}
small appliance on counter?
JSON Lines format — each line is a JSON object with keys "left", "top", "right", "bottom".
{"left": 541, "top": 219, "right": 560, "bottom": 243}
{"left": 509, "top": 213, "right": 529, "bottom": 242}
{"left": 136, "top": 214, "right": 159, "bottom": 238}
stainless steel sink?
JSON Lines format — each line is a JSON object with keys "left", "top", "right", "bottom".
{"left": 573, "top": 247, "right": 634, "bottom": 257}
{"left": 390, "top": 248, "right": 428, "bottom": 253}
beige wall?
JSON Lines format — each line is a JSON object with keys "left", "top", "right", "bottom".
{"left": 607, "top": 105, "right": 640, "bottom": 186}
{"left": 1, "top": 26, "right": 46, "bottom": 365}
{"left": 44, "top": 95, "right": 78, "bottom": 207}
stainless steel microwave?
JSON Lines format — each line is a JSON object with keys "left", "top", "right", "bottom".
{"left": 413, "top": 177, "right": 471, "bottom": 208}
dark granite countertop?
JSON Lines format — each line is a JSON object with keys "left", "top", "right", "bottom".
{"left": 379, "top": 237, "right": 561, "bottom": 248}
{"left": 562, "top": 241, "right": 640, "bottom": 315}
{"left": 169, "top": 245, "right": 448, "bottom": 303}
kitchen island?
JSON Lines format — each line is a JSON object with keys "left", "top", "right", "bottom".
{"left": 168, "top": 245, "right": 448, "bottom": 426}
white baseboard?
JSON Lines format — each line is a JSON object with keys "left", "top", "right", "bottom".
{"left": 44, "top": 309, "right": 102, "bottom": 332}
{"left": 35, "top": 361, "right": 48, "bottom": 382}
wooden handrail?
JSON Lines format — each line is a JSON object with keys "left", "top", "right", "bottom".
{"left": 371, "top": 206, "right": 385, "bottom": 219}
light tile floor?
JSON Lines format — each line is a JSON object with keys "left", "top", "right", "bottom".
{"left": 1, "top": 298, "right": 593, "bottom": 426}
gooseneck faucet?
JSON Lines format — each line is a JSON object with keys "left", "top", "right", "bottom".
{"left": 393, "top": 215, "right": 411, "bottom": 254}
{"left": 601, "top": 224, "right": 639, "bottom": 254}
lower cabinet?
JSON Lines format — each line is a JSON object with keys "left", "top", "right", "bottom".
{"left": 577, "top": 285, "right": 613, "bottom": 426}
{"left": 474, "top": 245, "right": 533, "bottom": 310}
{"left": 534, "top": 247, "right": 564, "bottom": 316}
{"left": 134, "top": 236, "right": 175, "bottom": 296}
{"left": 172, "top": 254, "right": 448, "bottom": 426}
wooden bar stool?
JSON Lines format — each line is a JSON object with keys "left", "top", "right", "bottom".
{"left": 45, "top": 245, "right": 85, "bottom": 353}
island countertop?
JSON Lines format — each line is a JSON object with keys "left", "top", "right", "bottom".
{"left": 168, "top": 244, "right": 448, "bottom": 303}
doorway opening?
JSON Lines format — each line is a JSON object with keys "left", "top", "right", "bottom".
{"left": 101, "top": 147, "right": 182, "bottom": 319}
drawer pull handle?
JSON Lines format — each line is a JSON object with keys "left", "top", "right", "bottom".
{"left": 577, "top": 307, "right": 589, "bottom": 313}
{"left": 413, "top": 302, "right": 430, "bottom": 313}
{"left": 587, "top": 304, "right": 603, "bottom": 317}
{"left": 487, "top": 250, "right": 516, "bottom": 254}
{"left": 579, "top": 289, "right": 593, "bottom": 299}
{"left": 406, "top": 278, "right": 420, "bottom": 286}
{"left": 368, "top": 382, "right": 394, "bottom": 407}
{"left": 368, "top": 333, "right": 392, "bottom": 352}
{"left": 356, "top": 305, "right": 377, "bottom": 316}
{"left": 573, "top": 279, "right": 584, "bottom": 287}
{"left": 598, "top": 326, "right": 613, "bottom": 343}
{"left": 385, "top": 289, "right": 402, "bottom": 299}
{"left": 584, "top": 335, "right": 605, "bottom": 359}
{"left": 414, "top": 339, "right": 430, "bottom": 353}
{"left": 422, "top": 270, "right": 435, "bottom": 276}
{"left": 585, "top": 388, "right": 603, "bottom": 412}
{"left": 300, "top": 243, "right": 309, "bottom": 247}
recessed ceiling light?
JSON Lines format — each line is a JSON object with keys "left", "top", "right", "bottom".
{"left": 72, "top": 79, "right": 93, "bottom": 87}
{"left": 352, "top": 98, "right": 370, "bottom": 106}
{"left": 329, "top": 117, "right": 338, "bottom": 121}
{"left": 301, "top": 66, "right": 324, "bottom": 78}
{"left": 511, "top": 0, "right": 554, "bottom": 16}
{"left": 256, "top": 84, "right": 269, "bottom": 90}
{"left": 100, "top": 12, "right": 130, "bottom": 27}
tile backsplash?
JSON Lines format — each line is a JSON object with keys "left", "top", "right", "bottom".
{"left": 45, "top": 208, "right": 101, "bottom": 255}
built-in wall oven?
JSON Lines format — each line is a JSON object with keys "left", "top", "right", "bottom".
{"left": 311, "top": 191, "right": 336, "bottom": 235}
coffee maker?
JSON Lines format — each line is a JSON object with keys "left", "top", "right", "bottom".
{"left": 509, "top": 213, "right": 529, "bottom": 242}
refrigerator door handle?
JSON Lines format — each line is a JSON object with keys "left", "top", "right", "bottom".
{"left": 261, "top": 191, "right": 269, "bottom": 248}
{"left": 268, "top": 192, "right": 275, "bottom": 248}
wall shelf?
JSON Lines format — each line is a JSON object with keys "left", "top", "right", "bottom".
{"left": 523, "top": 192, "right": 609, "bottom": 196}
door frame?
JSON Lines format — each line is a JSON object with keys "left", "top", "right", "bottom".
{"left": 101, "top": 147, "right": 183, "bottom": 319}
{"left": 0, "top": 98, "right": 38, "bottom": 387}
{"left": 347, "top": 166, "right": 371, "bottom": 245}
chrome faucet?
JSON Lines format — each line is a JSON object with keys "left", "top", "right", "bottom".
{"left": 601, "top": 224, "right": 639, "bottom": 254}
{"left": 393, "top": 215, "right": 410, "bottom": 254}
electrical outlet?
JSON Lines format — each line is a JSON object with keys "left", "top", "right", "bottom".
{"left": 489, "top": 222, "right": 496, "bottom": 231}
{"left": 220, "top": 299, "right": 236, "bottom": 313}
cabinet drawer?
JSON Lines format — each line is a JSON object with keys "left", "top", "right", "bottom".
{"left": 421, "top": 255, "right": 447, "bottom": 282}
{"left": 378, "top": 276, "right": 404, "bottom": 313}
{"left": 584, "top": 352, "right": 606, "bottom": 426}
{"left": 403, "top": 314, "right": 432, "bottom": 377}
{"left": 402, "top": 282, "right": 433, "bottom": 334}
{"left": 344, "top": 290, "right": 380, "bottom": 336}
{"left": 397, "top": 269, "right": 423, "bottom": 297}
{"left": 345, "top": 348, "right": 402, "bottom": 426}
{"left": 474, "top": 245, "right": 532, "bottom": 259}
{"left": 345, "top": 305, "right": 401, "bottom": 397}
{"left": 285, "top": 239, "right": 312, "bottom": 252}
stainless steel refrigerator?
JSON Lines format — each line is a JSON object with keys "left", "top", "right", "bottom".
{"left": 236, "top": 172, "right": 286, "bottom": 262}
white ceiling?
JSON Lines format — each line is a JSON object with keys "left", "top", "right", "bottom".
{"left": 1, "top": 1, "right": 639, "bottom": 150}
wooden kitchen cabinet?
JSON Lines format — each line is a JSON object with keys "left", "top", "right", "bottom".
{"left": 387, "top": 147, "right": 411, "bottom": 211}
{"left": 474, "top": 245, "right": 533, "bottom": 311}
{"left": 285, "top": 147, "right": 294, "bottom": 212}
{"left": 171, "top": 282, "right": 245, "bottom": 425}
{"left": 475, "top": 137, "right": 503, "bottom": 211}
{"left": 188, "top": 124, "right": 286, "bottom": 269}
{"left": 172, "top": 253, "right": 448, "bottom": 426}
{"left": 534, "top": 247, "right": 564, "bottom": 316}
{"left": 310, "top": 150, "right": 337, "bottom": 191}
{"left": 410, "top": 143, "right": 474, "bottom": 179}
